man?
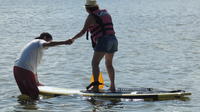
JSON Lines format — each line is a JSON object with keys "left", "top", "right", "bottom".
{"left": 71, "top": 0, "right": 118, "bottom": 92}
{"left": 13, "top": 32, "right": 72, "bottom": 99}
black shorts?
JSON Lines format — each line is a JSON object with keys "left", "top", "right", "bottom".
{"left": 94, "top": 35, "right": 118, "bottom": 53}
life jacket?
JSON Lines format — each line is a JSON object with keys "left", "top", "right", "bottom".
{"left": 86, "top": 9, "right": 115, "bottom": 48}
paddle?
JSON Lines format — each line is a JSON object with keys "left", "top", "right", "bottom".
{"left": 90, "top": 72, "right": 104, "bottom": 89}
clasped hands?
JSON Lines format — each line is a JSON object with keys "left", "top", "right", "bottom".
{"left": 64, "top": 38, "right": 75, "bottom": 45}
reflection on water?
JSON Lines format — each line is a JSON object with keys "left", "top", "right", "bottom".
{"left": 16, "top": 94, "right": 145, "bottom": 112}
{"left": 87, "top": 97, "right": 122, "bottom": 112}
{"left": 16, "top": 94, "right": 191, "bottom": 112}
{"left": 16, "top": 95, "right": 38, "bottom": 111}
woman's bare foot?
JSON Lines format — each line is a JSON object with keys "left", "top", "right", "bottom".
{"left": 91, "top": 85, "right": 99, "bottom": 93}
{"left": 109, "top": 87, "right": 116, "bottom": 92}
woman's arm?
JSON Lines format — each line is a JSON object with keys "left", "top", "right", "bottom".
{"left": 72, "top": 15, "right": 96, "bottom": 40}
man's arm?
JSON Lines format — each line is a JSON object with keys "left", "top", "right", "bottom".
{"left": 43, "top": 39, "right": 72, "bottom": 47}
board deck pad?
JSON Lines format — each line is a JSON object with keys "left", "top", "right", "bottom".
{"left": 38, "top": 86, "right": 191, "bottom": 100}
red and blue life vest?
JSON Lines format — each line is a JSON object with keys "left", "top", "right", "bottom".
{"left": 87, "top": 9, "right": 115, "bottom": 47}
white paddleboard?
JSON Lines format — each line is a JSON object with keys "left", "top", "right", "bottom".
{"left": 38, "top": 86, "right": 191, "bottom": 100}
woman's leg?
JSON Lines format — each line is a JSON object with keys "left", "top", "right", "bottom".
{"left": 91, "top": 51, "right": 105, "bottom": 92}
{"left": 105, "top": 53, "right": 116, "bottom": 92}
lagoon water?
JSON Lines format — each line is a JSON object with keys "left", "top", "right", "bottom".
{"left": 1, "top": 0, "right": 200, "bottom": 111}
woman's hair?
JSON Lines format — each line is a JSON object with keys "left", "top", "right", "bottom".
{"left": 85, "top": 6, "right": 99, "bottom": 13}
{"left": 35, "top": 32, "right": 53, "bottom": 40}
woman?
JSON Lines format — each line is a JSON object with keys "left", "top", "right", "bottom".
{"left": 71, "top": 0, "right": 118, "bottom": 92}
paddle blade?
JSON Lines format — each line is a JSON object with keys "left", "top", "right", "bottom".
{"left": 90, "top": 72, "right": 104, "bottom": 89}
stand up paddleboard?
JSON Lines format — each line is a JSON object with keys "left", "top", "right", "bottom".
{"left": 38, "top": 86, "right": 191, "bottom": 100}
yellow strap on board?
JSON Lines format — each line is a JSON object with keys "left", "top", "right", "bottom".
{"left": 90, "top": 72, "right": 104, "bottom": 89}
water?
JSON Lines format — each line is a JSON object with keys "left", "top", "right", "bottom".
{"left": 0, "top": 0, "right": 200, "bottom": 111}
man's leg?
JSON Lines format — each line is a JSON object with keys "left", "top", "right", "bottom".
{"left": 13, "top": 66, "right": 39, "bottom": 99}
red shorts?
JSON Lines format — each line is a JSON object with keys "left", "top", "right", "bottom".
{"left": 13, "top": 66, "right": 39, "bottom": 99}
